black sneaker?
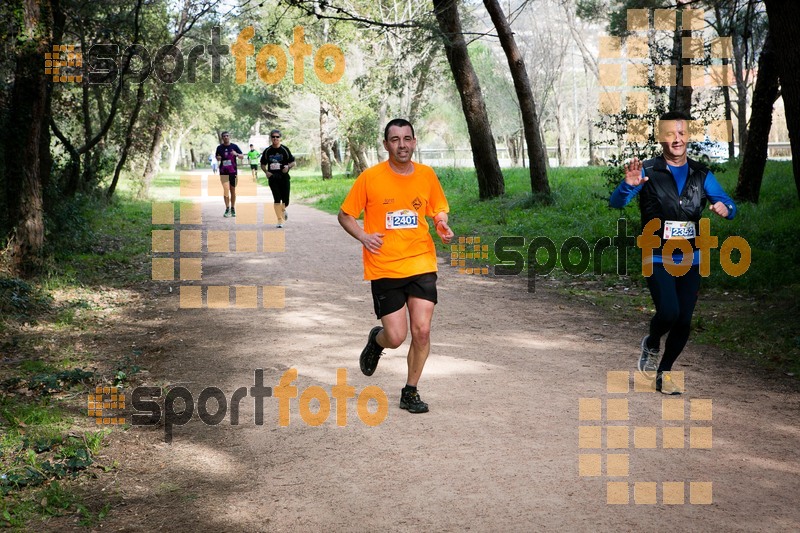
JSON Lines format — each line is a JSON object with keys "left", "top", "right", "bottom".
{"left": 400, "top": 388, "right": 429, "bottom": 413}
{"left": 224, "top": 207, "right": 231, "bottom": 217}
{"left": 231, "top": 207, "right": 236, "bottom": 217}
{"left": 359, "top": 326, "right": 384, "bottom": 376}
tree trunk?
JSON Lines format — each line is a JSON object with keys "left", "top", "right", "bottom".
{"left": 320, "top": 100, "right": 333, "bottom": 180}
{"left": 107, "top": 82, "right": 147, "bottom": 198}
{"left": 433, "top": 0, "right": 504, "bottom": 199}
{"left": 483, "top": 0, "right": 550, "bottom": 199}
{"left": 349, "top": 137, "right": 369, "bottom": 178}
{"left": 669, "top": 11, "right": 693, "bottom": 115}
{"left": 735, "top": 32, "right": 780, "bottom": 204}
{"left": 764, "top": 0, "right": 800, "bottom": 199}
{"left": 556, "top": 101, "right": 567, "bottom": 167}
{"left": 5, "top": 0, "right": 54, "bottom": 277}
{"left": 332, "top": 139, "right": 343, "bottom": 164}
{"left": 733, "top": 40, "right": 749, "bottom": 154}
{"left": 376, "top": 101, "right": 387, "bottom": 162}
{"left": 721, "top": 56, "right": 736, "bottom": 159}
{"left": 408, "top": 51, "right": 435, "bottom": 125}
{"left": 506, "top": 135, "right": 519, "bottom": 167}
{"left": 141, "top": 89, "right": 170, "bottom": 196}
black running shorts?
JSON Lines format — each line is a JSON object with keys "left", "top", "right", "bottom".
{"left": 220, "top": 174, "right": 238, "bottom": 187}
{"left": 371, "top": 272, "right": 438, "bottom": 319}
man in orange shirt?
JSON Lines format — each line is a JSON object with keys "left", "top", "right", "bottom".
{"left": 338, "top": 119, "right": 454, "bottom": 413}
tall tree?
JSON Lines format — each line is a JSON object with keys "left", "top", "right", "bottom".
{"left": 763, "top": 0, "right": 800, "bottom": 199}
{"left": 432, "top": 0, "right": 504, "bottom": 199}
{"left": 5, "top": 0, "right": 56, "bottom": 276}
{"left": 483, "top": 0, "right": 551, "bottom": 200}
{"left": 735, "top": 31, "right": 779, "bottom": 203}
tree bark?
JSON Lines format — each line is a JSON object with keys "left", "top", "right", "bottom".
{"left": 764, "top": 0, "right": 800, "bottom": 199}
{"left": 433, "top": 0, "right": 504, "bottom": 199}
{"left": 733, "top": 35, "right": 749, "bottom": 154}
{"left": 483, "top": 0, "right": 550, "bottom": 199}
{"left": 141, "top": 90, "right": 170, "bottom": 196}
{"left": 349, "top": 137, "right": 369, "bottom": 178}
{"left": 669, "top": 10, "right": 693, "bottom": 115}
{"left": 5, "top": 0, "right": 55, "bottom": 277}
{"left": 408, "top": 50, "right": 435, "bottom": 125}
{"left": 320, "top": 100, "right": 333, "bottom": 180}
{"left": 735, "top": 32, "right": 780, "bottom": 204}
{"left": 376, "top": 101, "right": 387, "bottom": 162}
{"left": 107, "top": 82, "right": 147, "bottom": 198}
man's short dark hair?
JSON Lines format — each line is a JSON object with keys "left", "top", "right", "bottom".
{"left": 659, "top": 111, "right": 692, "bottom": 121}
{"left": 384, "top": 118, "right": 415, "bottom": 141}
{"left": 221, "top": 131, "right": 230, "bottom": 136}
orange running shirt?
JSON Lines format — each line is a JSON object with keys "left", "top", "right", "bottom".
{"left": 341, "top": 160, "right": 450, "bottom": 280}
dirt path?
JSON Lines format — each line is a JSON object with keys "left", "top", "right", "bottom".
{"left": 50, "top": 178, "right": 800, "bottom": 531}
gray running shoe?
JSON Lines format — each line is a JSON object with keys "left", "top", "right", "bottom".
{"left": 638, "top": 336, "right": 660, "bottom": 379}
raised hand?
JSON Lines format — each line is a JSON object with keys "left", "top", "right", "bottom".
{"left": 624, "top": 157, "right": 648, "bottom": 187}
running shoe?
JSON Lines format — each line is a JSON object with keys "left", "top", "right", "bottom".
{"left": 399, "top": 388, "right": 429, "bottom": 413}
{"left": 656, "top": 372, "right": 682, "bottom": 395}
{"left": 224, "top": 208, "right": 231, "bottom": 217}
{"left": 277, "top": 223, "right": 283, "bottom": 228}
{"left": 638, "top": 336, "right": 660, "bottom": 379}
{"left": 359, "top": 326, "right": 384, "bottom": 376}
{"left": 231, "top": 207, "right": 236, "bottom": 217}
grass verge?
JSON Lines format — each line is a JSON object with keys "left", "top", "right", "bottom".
{"left": 1, "top": 191, "right": 150, "bottom": 528}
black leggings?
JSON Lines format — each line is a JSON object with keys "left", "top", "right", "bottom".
{"left": 645, "top": 263, "right": 701, "bottom": 372}
{"left": 268, "top": 176, "right": 290, "bottom": 206}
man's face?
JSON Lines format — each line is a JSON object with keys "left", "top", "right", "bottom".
{"left": 383, "top": 125, "right": 416, "bottom": 165}
{"left": 658, "top": 120, "right": 687, "bottom": 159}
{"left": 271, "top": 133, "right": 281, "bottom": 147}
{"left": 221, "top": 133, "right": 231, "bottom": 145}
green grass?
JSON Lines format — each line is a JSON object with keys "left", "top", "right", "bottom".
{"left": 42, "top": 194, "right": 153, "bottom": 289}
{"left": 290, "top": 161, "right": 800, "bottom": 375}
{"left": 0, "top": 188, "right": 152, "bottom": 528}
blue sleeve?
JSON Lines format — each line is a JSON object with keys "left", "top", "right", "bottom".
{"left": 609, "top": 169, "right": 644, "bottom": 208}
{"left": 704, "top": 171, "right": 737, "bottom": 220}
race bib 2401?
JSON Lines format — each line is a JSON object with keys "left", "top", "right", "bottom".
{"left": 385, "top": 210, "right": 419, "bottom": 230}
{"left": 663, "top": 220, "right": 696, "bottom": 240}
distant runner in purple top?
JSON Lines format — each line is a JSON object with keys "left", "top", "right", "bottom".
{"left": 215, "top": 131, "right": 244, "bottom": 218}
